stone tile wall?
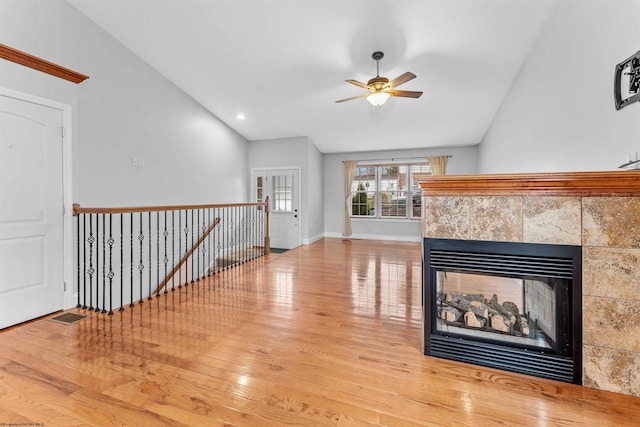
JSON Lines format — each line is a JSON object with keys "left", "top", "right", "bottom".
{"left": 423, "top": 195, "right": 640, "bottom": 397}
{"left": 581, "top": 197, "right": 640, "bottom": 396}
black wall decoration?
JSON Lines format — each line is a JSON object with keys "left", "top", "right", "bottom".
{"left": 614, "top": 50, "right": 640, "bottom": 110}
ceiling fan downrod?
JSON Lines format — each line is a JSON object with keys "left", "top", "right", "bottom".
{"left": 372, "top": 51, "right": 384, "bottom": 77}
{"left": 368, "top": 51, "right": 389, "bottom": 90}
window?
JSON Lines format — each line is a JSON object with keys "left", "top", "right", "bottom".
{"left": 272, "top": 174, "right": 293, "bottom": 212}
{"left": 255, "top": 176, "right": 264, "bottom": 203}
{"left": 350, "top": 163, "right": 431, "bottom": 219}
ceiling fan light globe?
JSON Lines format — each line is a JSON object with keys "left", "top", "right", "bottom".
{"left": 367, "top": 92, "right": 390, "bottom": 107}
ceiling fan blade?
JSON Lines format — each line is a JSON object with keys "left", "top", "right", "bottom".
{"left": 388, "top": 90, "right": 423, "bottom": 98}
{"left": 346, "top": 79, "right": 371, "bottom": 90}
{"left": 335, "top": 93, "right": 369, "bottom": 103}
{"left": 388, "top": 72, "right": 416, "bottom": 89}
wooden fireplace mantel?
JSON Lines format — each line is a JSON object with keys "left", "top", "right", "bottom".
{"left": 418, "top": 170, "right": 640, "bottom": 197}
{"left": 0, "top": 43, "right": 89, "bottom": 84}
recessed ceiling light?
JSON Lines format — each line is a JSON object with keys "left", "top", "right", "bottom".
{"left": 236, "top": 113, "right": 245, "bottom": 120}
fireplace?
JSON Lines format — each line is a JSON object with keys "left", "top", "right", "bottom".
{"left": 423, "top": 238, "right": 582, "bottom": 384}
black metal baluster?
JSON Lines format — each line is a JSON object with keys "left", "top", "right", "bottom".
{"left": 235, "top": 206, "right": 239, "bottom": 266}
{"left": 162, "top": 211, "right": 167, "bottom": 297}
{"left": 148, "top": 211, "right": 152, "bottom": 300}
{"left": 87, "top": 214, "right": 95, "bottom": 311}
{"left": 214, "top": 208, "right": 217, "bottom": 273}
{"left": 101, "top": 213, "right": 106, "bottom": 313}
{"left": 183, "top": 209, "right": 188, "bottom": 288}
{"left": 207, "top": 208, "right": 211, "bottom": 276}
{"left": 107, "top": 214, "right": 114, "bottom": 315}
{"left": 83, "top": 214, "right": 87, "bottom": 309}
{"left": 221, "top": 208, "right": 225, "bottom": 271}
{"left": 215, "top": 209, "right": 219, "bottom": 274}
{"left": 96, "top": 214, "right": 100, "bottom": 311}
{"left": 219, "top": 208, "right": 223, "bottom": 272}
{"left": 179, "top": 210, "right": 183, "bottom": 289}
{"left": 191, "top": 209, "right": 195, "bottom": 284}
{"left": 120, "top": 213, "right": 124, "bottom": 311}
{"left": 252, "top": 206, "right": 255, "bottom": 259}
{"left": 197, "top": 208, "right": 200, "bottom": 281}
{"left": 201, "top": 209, "right": 206, "bottom": 279}
{"left": 76, "top": 214, "right": 80, "bottom": 307}
{"left": 225, "top": 207, "right": 228, "bottom": 270}
{"left": 244, "top": 206, "right": 248, "bottom": 262}
{"left": 229, "top": 207, "right": 233, "bottom": 268}
{"left": 138, "top": 212, "right": 144, "bottom": 304}
{"left": 130, "top": 213, "right": 134, "bottom": 308}
{"left": 248, "top": 206, "right": 252, "bottom": 260}
{"left": 202, "top": 208, "right": 206, "bottom": 278}
{"left": 207, "top": 208, "right": 218, "bottom": 276}
{"left": 157, "top": 211, "right": 160, "bottom": 297}
{"left": 171, "top": 210, "right": 175, "bottom": 292}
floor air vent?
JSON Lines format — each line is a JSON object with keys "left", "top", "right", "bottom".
{"left": 49, "top": 312, "right": 87, "bottom": 325}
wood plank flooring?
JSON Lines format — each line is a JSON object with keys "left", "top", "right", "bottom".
{"left": 1, "top": 238, "right": 638, "bottom": 426}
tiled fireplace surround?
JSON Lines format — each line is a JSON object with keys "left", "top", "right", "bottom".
{"left": 419, "top": 171, "right": 640, "bottom": 397}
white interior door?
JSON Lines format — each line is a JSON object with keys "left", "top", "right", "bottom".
{"left": 252, "top": 168, "right": 300, "bottom": 250}
{"left": 0, "top": 95, "right": 64, "bottom": 329}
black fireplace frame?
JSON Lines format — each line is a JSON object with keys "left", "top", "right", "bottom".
{"left": 423, "top": 238, "right": 582, "bottom": 384}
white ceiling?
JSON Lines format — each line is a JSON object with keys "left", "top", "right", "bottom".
{"left": 67, "top": 0, "right": 556, "bottom": 154}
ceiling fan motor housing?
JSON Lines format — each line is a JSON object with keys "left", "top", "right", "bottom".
{"left": 367, "top": 76, "right": 389, "bottom": 91}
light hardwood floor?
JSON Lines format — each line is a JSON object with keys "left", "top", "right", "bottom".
{"left": 0, "top": 238, "right": 638, "bottom": 426}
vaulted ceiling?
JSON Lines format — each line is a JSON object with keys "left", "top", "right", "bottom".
{"left": 67, "top": 0, "right": 556, "bottom": 153}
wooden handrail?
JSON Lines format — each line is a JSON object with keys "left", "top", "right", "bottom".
{"left": 0, "top": 43, "right": 89, "bottom": 84}
{"left": 73, "top": 201, "right": 268, "bottom": 215}
{"left": 154, "top": 217, "right": 221, "bottom": 294}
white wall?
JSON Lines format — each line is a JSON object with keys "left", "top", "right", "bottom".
{"left": 306, "top": 140, "right": 325, "bottom": 243}
{"left": 248, "top": 136, "right": 325, "bottom": 244}
{"left": 324, "top": 146, "right": 478, "bottom": 241}
{"left": 1, "top": 0, "right": 249, "bottom": 206}
{"left": 478, "top": 0, "right": 640, "bottom": 173}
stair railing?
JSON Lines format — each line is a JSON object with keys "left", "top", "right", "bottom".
{"left": 73, "top": 198, "right": 269, "bottom": 314}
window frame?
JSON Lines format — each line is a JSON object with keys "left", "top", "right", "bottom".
{"left": 349, "top": 162, "right": 431, "bottom": 220}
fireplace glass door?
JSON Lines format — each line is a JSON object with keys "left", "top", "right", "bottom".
{"left": 436, "top": 270, "right": 563, "bottom": 353}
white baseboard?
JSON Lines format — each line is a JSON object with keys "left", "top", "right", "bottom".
{"left": 302, "top": 233, "right": 325, "bottom": 245}
{"left": 323, "top": 232, "right": 421, "bottom": 243}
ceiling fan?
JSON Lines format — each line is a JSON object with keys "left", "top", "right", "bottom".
{"left": 336, "top": 51, "right": 423, "bottom": 107}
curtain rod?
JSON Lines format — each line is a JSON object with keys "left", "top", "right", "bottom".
{"left": 343, "top": 155, "right": 452, "bottom": 163}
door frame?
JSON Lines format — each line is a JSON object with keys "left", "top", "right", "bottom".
{"left": 0, "top": 87, "right": 74, "bottom": 310}
{"left": 250, "top": 166, "right": 302, "bottom": 249}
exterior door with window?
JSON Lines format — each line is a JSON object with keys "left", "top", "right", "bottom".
{"left": 0, "top": 95, "right": 65, "bottom": 329}
{"left": 252, "top": 168, "right": 300, "bottom": 250}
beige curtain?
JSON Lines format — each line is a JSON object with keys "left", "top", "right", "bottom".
{"left": 343, "top": 160, "right": 357, "bottom": 236}
{"left": 428, "top": 156, "right": 448, "bottom": 176}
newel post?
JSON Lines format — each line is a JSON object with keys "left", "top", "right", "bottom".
{"left": 264, "top": 196, "right": 270, "bottom": 255}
